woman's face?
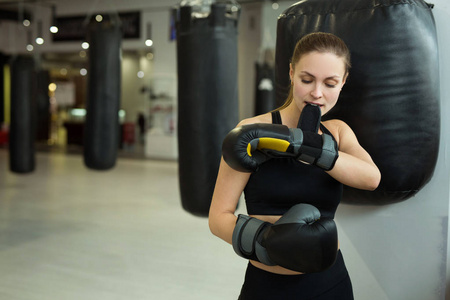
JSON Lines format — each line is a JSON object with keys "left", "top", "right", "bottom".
{"left": 289, "top": 51, "right": 347, "bottom": 115}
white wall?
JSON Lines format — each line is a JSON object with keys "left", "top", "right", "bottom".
{"left": 436, "top": 1, "right": 450, "bottom": 299}
{"left": 237, "top": 1, "right": 296, "bottom": 120}
{"left": 237, "top": 2, "right": 262, "bottom": 120}
{"left": 121, "top": 52, "right": 152, "bottom": 123}
{"left": 260, "top": 1, "right": 295, "bottom": 55}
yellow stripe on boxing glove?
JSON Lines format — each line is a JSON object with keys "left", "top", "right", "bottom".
{"left": 246, "top": 138, "right": 291, "bottom": 157}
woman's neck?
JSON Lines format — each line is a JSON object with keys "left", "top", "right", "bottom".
{"left": 279, "top": 103, "right": 302, "bottom": 128}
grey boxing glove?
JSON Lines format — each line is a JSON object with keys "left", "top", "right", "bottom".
{"left": 232, "top": 214, "right": 276, "bottom": 266}
{"left": 262, "top": 204, "right": 338, "bottom": 273}
{"left": 232, "top": 203, "right": 338, "bottom": 273}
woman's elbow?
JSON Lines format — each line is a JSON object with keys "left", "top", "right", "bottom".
{"left": 366, "top": 168, "right": 381, "bottom": 191}
{"left": 208, "top": 213, "right": 220, "bottom": 237}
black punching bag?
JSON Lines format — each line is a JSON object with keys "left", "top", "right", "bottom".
{"left": 275, "top": 0, "right": 439, "bottom": 205}
{"left": 9, "top": 56, "right": 36, "bottom": 173}
{"left": 84, "top": 20, "right": 122, "bottom": 170}
{"left": 36, "top": 70, "right": 50, "bottom": 142}
{"left": 255, "top": 49, "right": 276, "bottom": 115}
{"left": 255, "top": 62, "right": 276, "bottom": 115}
{"left": 0, "top": 53, "right": 6, "bottom": 125}
{"left": 176, "top": 3, "right": 240, "bottom": 216}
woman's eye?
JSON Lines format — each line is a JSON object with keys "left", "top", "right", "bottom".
{"left": 325, "top": 82, "right": 338, "bottom": 88}
{"left": 301, "top": 79, "right": 312, "bottom": 84}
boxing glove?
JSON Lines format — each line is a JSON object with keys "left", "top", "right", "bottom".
{"left": 222, "top": 123, "right": 338, "bottom": 172}
{"left": 222, "top": 123, "right": 300, "bottom": 172}
{"left": 232, "top": 203, "right": 338, "bottom": 273}
{"left": 263, "top": 204, "right": 338, "bottom": 273}
{"left": 296, "top": 103, "right": 339, "bottom": 171}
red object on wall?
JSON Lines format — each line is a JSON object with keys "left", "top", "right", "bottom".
{"left": 122, "top": 122, "right": 135, "bottom": 145}
{"left": 0, "top": 130, "right": 8, "bottom": 145}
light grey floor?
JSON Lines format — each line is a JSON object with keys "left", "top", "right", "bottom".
{"left": 0, "top": 149, "right": 247, "bottom": 300}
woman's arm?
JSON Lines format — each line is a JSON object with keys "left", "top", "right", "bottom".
{"left": 209, "top": 115, "right": 272, "bottom": 243}
{"left": 209, "top": 158, "right": 251, "bottom": 244}
{"left": 325, "top": 120, "right": 381, "bottom": 190}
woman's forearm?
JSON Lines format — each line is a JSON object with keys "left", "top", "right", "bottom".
{"left": 326, "top": 151, "right": 381, "bottom": 190}
{"left": 209, "top": 210, "right": 237, "bottom": 245}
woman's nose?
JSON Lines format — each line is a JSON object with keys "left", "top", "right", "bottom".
{"left": 310, "top": 84, "right": 323, "bottom": 99}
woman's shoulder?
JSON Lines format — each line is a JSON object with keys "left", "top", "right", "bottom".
{"left": 322, "top": 119, "right": 356, "bottom": 143}
{"left": 323, "top": 118, "right": 354, "bottom": 133}
{"left": 237, "top": 112, "right": 272, "bottom": 127}
{"left": 323, "top": 118, "right": 348, "bottom": 129}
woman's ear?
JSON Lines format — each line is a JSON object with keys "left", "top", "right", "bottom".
{"left": 289, "top": 63, "right": 294, "bottom": 83}
{"left": 341, "top": 73, "right": 348, "bottom": 87}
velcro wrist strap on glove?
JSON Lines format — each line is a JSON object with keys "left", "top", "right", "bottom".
{"left": 295, "top": 103, "right": 339, "bottom": 171}
{"left": 232, "top": 215, "right": 275, "bottom": 266}
{"left": 316, "top": 134, "right": 339, "bottom": 171}
{"left": 294, "top": 131, "right": 338, "bottom": 171}
{"left": 297, "top": 131, "right": 323, "bottom": 164}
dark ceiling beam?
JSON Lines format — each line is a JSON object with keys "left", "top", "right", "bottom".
{"left": 0, "top": 8, "right": 32, "bottom": 22}
{"left": 0, "top": 0, "right": 54, "bottom": 6}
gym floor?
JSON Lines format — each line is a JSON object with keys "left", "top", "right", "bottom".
{"left": 0, "top": 149, "right": 247, "bottom": 300}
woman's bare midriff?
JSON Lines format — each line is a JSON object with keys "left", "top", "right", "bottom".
{"left": 249, "top": 214, "right": 340, "bottom": 275}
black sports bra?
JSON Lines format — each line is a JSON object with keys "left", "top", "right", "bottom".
{"left": 243, "top": 111, "right": 343, "bottom": 219}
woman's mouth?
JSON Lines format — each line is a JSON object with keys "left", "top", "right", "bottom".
{"left": 305, "top": 101, "right": 324, "bottom": 107}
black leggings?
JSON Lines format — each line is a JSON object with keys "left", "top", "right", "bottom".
{"left": 238, "top": 250, "right": 353, "bottom": 300}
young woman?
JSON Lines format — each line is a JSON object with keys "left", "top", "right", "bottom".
{"left": 209, "top": 32, "right": 381, "bottom": 299}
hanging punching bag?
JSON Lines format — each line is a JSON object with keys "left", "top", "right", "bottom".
{"left": 254, "top": 63, "right": 276, "bottom": 115}
{"left": 176, "top": 2, "right": 240, "bottom": 217}
{"left": 84, "top": 20, "right": 122, "bottom": 170}
{"left": 0, "top": 53, "right": 6, "bottom": 125}
{"left": 275, "top": 0, "right": 439, "bottom": 205}
{"left": 9, "top": 55, "right": 36, "bottom": 173}
{"left": 255, "top": 48, "right": 276, "bottom": 115}
{"left": 36, "top": 70, "right": 50, "bottom": 142}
